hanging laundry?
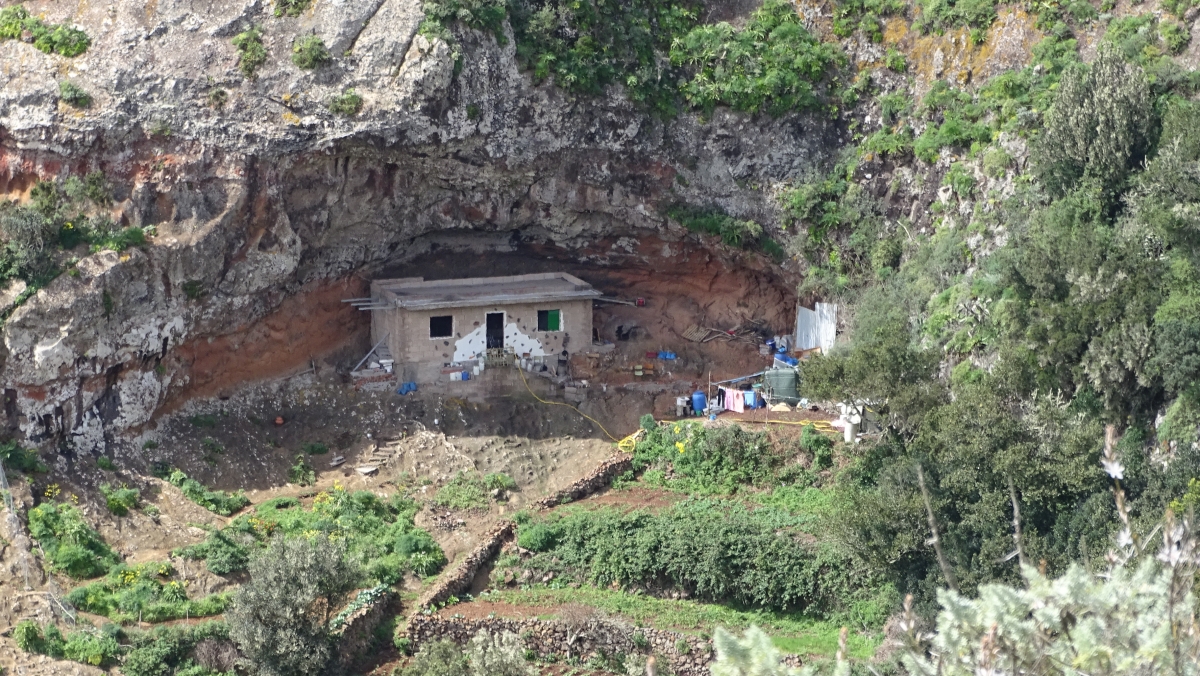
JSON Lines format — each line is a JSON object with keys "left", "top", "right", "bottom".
{"left": 729, "top": 389, "right": 745, "bottom": 413}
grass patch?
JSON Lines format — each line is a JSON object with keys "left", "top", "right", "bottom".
{"left": 189, "top": 414, "right": 217, "bottom": 428}
{"left": 28, "top": 501, "right": 120, "bottom": 579}
{"left": 175, "top": 484, "right": 445, "bottom": 583}
{"left": 65, "top": 562, "right": 229, "bottom": 624}
{"left": 166, "top": 469, "right": 250, "bottom": 516}
{"left": 434, "top": 471, "right": 516, "bottom": 509}
{"left": 482, "top": 587, "right": 882, "bottom": 659}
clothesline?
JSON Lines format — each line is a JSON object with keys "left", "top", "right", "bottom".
{"left": 710, "top": 370, "right": 768, "bottom": 386}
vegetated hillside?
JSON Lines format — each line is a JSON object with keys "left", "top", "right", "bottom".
{"left": 4, "top": 0, "right": 1200, "bottom": 673}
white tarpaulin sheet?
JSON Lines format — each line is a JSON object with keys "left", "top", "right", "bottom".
{"left": 795, "top": 302, "right": 837, "bottom": 353}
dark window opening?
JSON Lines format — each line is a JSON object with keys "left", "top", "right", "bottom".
{"left": 537, "top": 309, "right": 561, "bottom": 332}
{"left": 429, "top": 315, "right": 453, "bottom": 338}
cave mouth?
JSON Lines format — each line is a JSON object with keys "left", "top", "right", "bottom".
{"left": 375, "top": 229, "right": 799, "bottom": 351}
{"left": 167, "top": 228, "right": 799, "bottom": 429}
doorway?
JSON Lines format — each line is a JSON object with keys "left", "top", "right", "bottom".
{"left": 486, "top": 312, "right": 505, "bottom": 349}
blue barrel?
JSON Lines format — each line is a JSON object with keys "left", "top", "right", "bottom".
{"left": 692, "top": 390, "right": 707, "bottom": 415}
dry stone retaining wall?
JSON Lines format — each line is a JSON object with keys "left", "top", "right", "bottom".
{"left": 418, "top": 520, "right": 516, "bottom": 609}
{"left": 333, "top": 590, "right": 397, "bottom": 672}
{"left": 419, "top": 452, "right": 633, "bottom": 610}
{"left": 534, "top": 452, "right": 633, "bottom": 508}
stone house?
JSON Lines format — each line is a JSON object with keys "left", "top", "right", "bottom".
{"left": 365, "top": 273, "right": 601, "bottom": 382}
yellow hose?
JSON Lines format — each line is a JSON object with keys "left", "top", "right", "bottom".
{"left": 516, "top": 364, "right": 622, "bottom": 442}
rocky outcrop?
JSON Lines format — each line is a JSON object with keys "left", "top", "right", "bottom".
{"left": 0, "top": 0, "right": 839, "bottom": 452}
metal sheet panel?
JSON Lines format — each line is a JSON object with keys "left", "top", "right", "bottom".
{"left": 795, "top": 302, "right": 838, "bottom": 352}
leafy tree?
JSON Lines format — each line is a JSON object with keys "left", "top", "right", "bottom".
{"left": 800, "top": 296, "right": 945, "bottom": 436}
{"left": 1036, "top": 44, "right": 1154, "bottom": 198}
{"left": 228, "top": 534, "right": 360, "bottom": 676}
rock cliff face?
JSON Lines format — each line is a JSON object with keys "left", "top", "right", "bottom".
{"left": 0, "top": 0, "right": 840, "bottom": 451}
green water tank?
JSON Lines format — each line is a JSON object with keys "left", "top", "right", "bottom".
{"left": 764, "top": 368, "right": 800, "bottom": 404}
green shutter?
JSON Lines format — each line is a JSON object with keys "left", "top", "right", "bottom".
{"left": 547, "top": 309, "right": 560, "bottom": 331}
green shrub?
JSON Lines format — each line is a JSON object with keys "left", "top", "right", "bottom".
{"left": 830, "top": 0, "right": 905, "bottom": 40}
{"left": 289, "top": 455, "right": 316, "bottom": 486}
{"left": 861, "top": 126, "right": 913, "bottom": 158}
{"left": 167, "top": 469, "right": 250, "bottom": 515}
{"left": 914, "top": 113, "right": 992, "bottom": 163}
{"left": 913, "top": 0, "right": 996, "bottom": 34}
{"left": 62, "top": 629, "right": 121, "bottom": 667}
{"left": 508, "top": 0, "right": 693, "bottom": 116}
{"left": 800, "top": 424, "right": 834, "bottom": 470}
{"left": 175, "top": 528, "right": 252, "bottom": 575}
{"left": 515, "top": 499, "right": 890, "bottom": 615}
{"left": 884, "top": 48, "right": 907, "bottom": 72}
{"left": 302, "top": 442, "right": 328, "bottom": 455}
{"left": 28, "top": 501, "right": 120, "bottom": 578}
{"left": 631, "top": 418, "right": 785, "bottom": 493}
{"left": 670, "top": 0, "right": 844, "bottom": 116}
{"left": 100, "top": 483, "right": 140, "bottom": 516}
{"left": 232, "top": 26, "right": 268, "bottom": 78}
{"left": 274, "top": 0, "right": 313, "bottom": 17}
{"left": 0, "top": 6, "right": 90, "bottom": 57}
{"left": 58, "top": 81, "right": 91, "bottom": 108}
{"left": 1161, "top": 20, "right": 1190, "bottom": 54}
{"left": 291, "top": 34, "right": 330, "bottom": 69}
{"left": 484, "top": 472, "right": 517, "bottom": 491}
{"left": 663, "top": 203, "right": 765, "bottom": 249}
{"left": 0, "top": 440, "right": 44, "bottom": 472}
{"left": 122, "top": 622, "right": 234, "bottom": 676}
{"left": 329, "top": 89, "right": 363, "bottom": 116}
{"left": 943, "top": 162, "right": 977, "bottom": 197}
{"left": 516, "top": 522, "right": 557, "bottom": 551}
